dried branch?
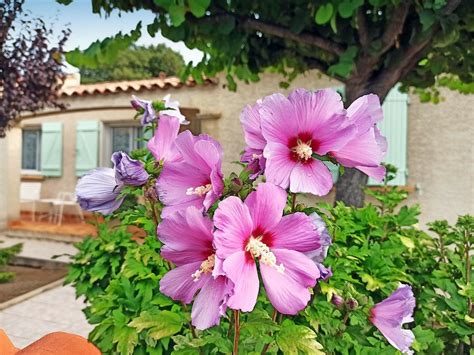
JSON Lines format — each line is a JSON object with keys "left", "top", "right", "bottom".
{"left": 379, "top": 1, "right": 411, "bottom": 54}
{"left": 242, "top": 17, "right": 345, "bottom": 56}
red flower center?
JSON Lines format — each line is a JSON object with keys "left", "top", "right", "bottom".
{"left": 288, "top": 132, "right": 320, "bottom": 164}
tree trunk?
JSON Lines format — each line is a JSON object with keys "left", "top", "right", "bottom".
{"left": 334, "top": 82, "right": 389, "bottom": 207}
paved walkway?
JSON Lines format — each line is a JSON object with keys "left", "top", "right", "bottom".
{"left": 0, "top": 285, "right": 93, "bottom": 348}
{"left": 0, "top": 234, "right": 93, "bottom": 348}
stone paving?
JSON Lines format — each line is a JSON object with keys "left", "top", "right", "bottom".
{"left": 0, "top": 235, "right": 93, "bottom": 348}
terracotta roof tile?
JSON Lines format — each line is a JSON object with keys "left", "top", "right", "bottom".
{"left": 60, "top": 76, "right": 218, "bottom": 97}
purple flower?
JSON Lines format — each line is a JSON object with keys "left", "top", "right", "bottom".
{"left": 156, "top": 131, "right": 224, "bottom": 217}
{"left": 161, "top": 94, "right": 189, "bottom": 125}
{"left": 131, "top": 95, "right": 157, "bottom": 125}
{"left": 370, "top": 284, "right": 416, "bottom": 354}
{"left": 305, "top": 212, "right": 332, "bottom": 280}
{"left": 147, "top": 115, "right": 182, "bottom": 163}
{"left": 213, "top": 183, "right": 322, "bottom": 315}
{"left": 330, "top": 94, "right": 387, "bottom": 181}
{"left": 75, "top": 168, "right": 124, "bottom": 214}
{"left": 260, "top": 88, "right": 356, "bottom": 196}
{"left": 240, "top": 102, "right": 266, "bottom": 178}
{"left": 158, "top": 207, "right": 232, "bottom": 330}
{"left": 112, "top": 151, "right": 149, "bottom": 186}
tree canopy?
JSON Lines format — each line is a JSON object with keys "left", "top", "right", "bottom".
{"left": 0, "top": 0, "right": 69, "bottom": 137}
{"left": 59, "top": 0, "right": 473, "bottom": 206}
{"left": 78, "top": 44, "right": 185, "bottom": 84}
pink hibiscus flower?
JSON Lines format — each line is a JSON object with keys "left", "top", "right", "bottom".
{"left": 156, "top": 131, "right": 224, "bottom": 217}
{"left": 330, "top": 94, "right": 387, "bottom": 181}
{"left": 260, "top": 88, "right": 355, "bottom": 196}
{"left": 240, "top": 102, "right": 266, "bottom": 178}
{"left": 370, "top": 284, "right": 416, "bottom": 354}
{"left": 158, "top": 206, "right": 232, "bottom": 330}
{"left": 147, "top": 115, "right": 182, "bottom": 163}
{"left": 213, "top": 182, "right": 322, "bottom": 315}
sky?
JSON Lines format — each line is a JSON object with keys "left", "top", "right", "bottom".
{"left": 23, "top": 0, "right": 203, "bottom": 63}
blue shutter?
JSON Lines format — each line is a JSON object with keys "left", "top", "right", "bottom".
{"left": 76, "top": 121, "right": 100, "bottom": 176}
{"left": 41, "top": 122, "right": 63, "bottom": 177}
{"left": 369, "top": 84, "right": 408, "bottom": 185}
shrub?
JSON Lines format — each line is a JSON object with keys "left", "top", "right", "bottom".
{"left": 0, "top": 241, "right": 22, "bottom": 283}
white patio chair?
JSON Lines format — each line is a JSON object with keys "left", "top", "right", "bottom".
{"left": 51, "top": 192, "right": 84, "bottom": 226}
{"left": 19, "top": 182, "right": 42, "bottom": 221}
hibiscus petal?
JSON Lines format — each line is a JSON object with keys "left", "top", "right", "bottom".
{"left": 244, "top": 183, "right": 286, "bottom": 232}
{"left": 175, "top": 131, "right": 210, "bottom": 172}
{"left": 333, "top": 128, "right": 384, "bottom": 168}
{"left": 314, "top": 115, "right": 356, "bottom": 155}
{"left": 214, "top": 197, "right": 253, "bottom": 258}
{"left": 347, "top": 94, "right": 383, "bottom": 132}
{"left": 357, "top": 165, "right": 386, "bottom": 182}
{"left": 147, "top": 115, "right": 181, "bottom": 162}
{"left": 260, "top": 249, "right": 319, "bottom": 315}
{"left": 289, "top": 159, "right": 333, "bottom": 196}
{"left": 191, "top": 276, "right": 229, "bottom": 330}
{"left": 271, "top": 213, "right": 321, "bottom": 252}
{"left": 158, "top": 207, "right": 214, "bottom": 265}
{"left": 263, "top": 142, "right": 296, "bottom": 190}
{"left": 260, "top": 93, "right": 299, "bottom": 144}
{"left": 194, "top": 139, "right": 223, "bottom": 171}
{"left": 159, "top": 262, "right": 208, "bottom": 303}
{"left": 240, "top": 103, "right": 266, "bottom": 150}
{"left": 288, "top": 88, "right": 345, "bottom": 132}
{"left": 223, "top": 251, "right": 259, "bottom": 312}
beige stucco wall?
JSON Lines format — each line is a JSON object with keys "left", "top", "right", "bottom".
{"left": 405, "top": 89, "right": 474, "bottom": 225}
{"left": 6, "top": 71, "right": 473, "bottom": 226}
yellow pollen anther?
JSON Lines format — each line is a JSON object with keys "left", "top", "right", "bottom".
{"left": 245, "top": 236, "right": 285, "bottom": 273}
{"left": 292, "top": 139, "right": 313, "bottom": 161}
{"left": 186, "top": 183, "right": 212, "bottom": 196}
{"left": 191, "top": 254, "right": 215, "bottom": 281}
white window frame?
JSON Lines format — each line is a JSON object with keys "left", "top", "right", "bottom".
{"left": 21, "top": 127, "right": 42, "bottom": 175}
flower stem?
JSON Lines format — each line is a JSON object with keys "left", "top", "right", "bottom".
{"left": 291, "top": 193, "right": 297, "bottom": 212}
{"left": 233, "top": 310, "right": 240, "bottom": 355}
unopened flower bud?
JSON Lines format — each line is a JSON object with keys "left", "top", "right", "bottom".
{"left": 230, "top": 177, "right": 243, "bottom": 193}
{"left": 331, "top": 294, "right": 344, "bottom": 308}
{"left": 347, "top": 298, "right": 358, "bottom": 310}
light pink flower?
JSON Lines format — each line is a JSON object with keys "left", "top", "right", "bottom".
{"left": 330, "top": 94, "right": 387, "bottom": 181}
{"left": 156, "top": 131, "right": 224, "bottom": 217}
{"left": 213, "top": 183, "right": 322, "bottom": 315}
{"left": 240, "top": 102, "right": 266, "bottom": 178}
{"left": 147, "top": 115, "right": 182, "bottom": 163}
{"left": 158, "top": 207, "right": 232, "bottom": 330}
{"left": 161, "top": 94, "right": 190, "bottom": 125}
{"left": 260, "top": 88, "right": 355, "bottom": 196}
{"left": 370, "top": 284, "right": 416, "bottom": 354}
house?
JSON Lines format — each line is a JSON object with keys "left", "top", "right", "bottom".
{"left": 0, "top": 70, "right": 472, "bottom": 229}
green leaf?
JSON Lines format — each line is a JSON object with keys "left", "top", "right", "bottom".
{"left": 276, "top": 319, "right": 324, "bottom": 354}
{"left": 315, "top": 4, "right": 334, "bottom": 25}
{"left": 338, "top": 1, "right": 356, "bottom": 18}
{"left": 113, "top": 326, "right": 138, "bottom": 355}
{"left": 169, "top": 4, "right": 186, "bottom": 26}
{"left": 188, "top": 0, "right": 210, "bottom": 18}
{"left": 129, "top": 310, "right": 184, "bottom": 340}
{"left": 419, "top": 10, "right": 436, "bottom": 31}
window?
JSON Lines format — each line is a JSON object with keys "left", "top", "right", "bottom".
{"left": 111, "top": 126, "right": 144, "bottom": 154}
{"left": 22, "top": 129, "right": 41, "bottom": 171}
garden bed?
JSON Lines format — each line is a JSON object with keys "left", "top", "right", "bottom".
{"left": 0, "top": 256, "right": 68, "bottom": 305}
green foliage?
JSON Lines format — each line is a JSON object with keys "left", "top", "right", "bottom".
{"left": 59, "top": 0, "right": 473, "bottom": 102}
{"left": 76, "top": 44, "right": 185, "bottom": 84}
{"left": 66, "top": 159, "right": 473, "bottom": 354}
{"left": 0, "top": 241, "right": 22, "bottom": 283}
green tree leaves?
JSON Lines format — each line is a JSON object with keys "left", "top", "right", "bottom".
{"left": 129, "top": 310, "right": 185, "bottom": 340}
{"left": 315, "top": 4, "right": 334, "bottom": 25}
